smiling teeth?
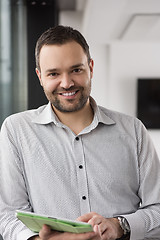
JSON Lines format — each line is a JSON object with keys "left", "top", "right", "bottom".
{"left": 61, "top": 91, "right": 76, "bottom": 96}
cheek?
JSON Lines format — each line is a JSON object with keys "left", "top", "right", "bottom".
{"left": 75, "top": 73, "right": 91, "bottom": 86}
{"left": 42, "top": 80, "right": 58, "bottom": 92}
{"left": 83, "top": 75, "right": 91, "bottom": 87}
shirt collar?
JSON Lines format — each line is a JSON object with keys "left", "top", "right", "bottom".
{"left": 32, "top": 97, "right": 115, "bottom": 126}
{"left": 90, "top": 97, "right": 115, "bottom": 126}
{"left": 32, "top": 102, "right": 59, "bottom": 125}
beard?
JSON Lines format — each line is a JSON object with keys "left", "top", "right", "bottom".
{"left": 44, "top": 84, "right": 91, "bottom": 113}
{"left": 52, "top": 92, "right": 88, "bottom": 112}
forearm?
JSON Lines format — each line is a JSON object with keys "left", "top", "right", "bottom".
{"left": 123, "top": 205, "right": 160, "bottom": 240}
{"left": 129, "top": 120, "right": 160, "bottom": 238}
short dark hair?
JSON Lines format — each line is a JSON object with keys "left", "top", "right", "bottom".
{"left": 35, "top": 25, "right": 91, "bottom": 70}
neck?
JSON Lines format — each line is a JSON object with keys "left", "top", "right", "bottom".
{"left": 52, "top": 99, "right": 94, "bottom": 135}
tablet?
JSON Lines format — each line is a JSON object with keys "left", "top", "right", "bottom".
{"left": 16, "top": 210, "right": 93, "bottom": 233}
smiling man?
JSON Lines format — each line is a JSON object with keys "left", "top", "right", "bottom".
{"left": 36, "top": 42, "right": 92, "bottom": 113}
{"left": 0, "top": 26, "right": 160, "bottom": 240}
{"left": 35, "top": 40, "right": 94, "bottom": 134}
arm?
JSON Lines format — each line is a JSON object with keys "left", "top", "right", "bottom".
{"left": 122, "top": 119, "right": 160, "bottom": 239}
{"left": 0, "top": 118, "right": 35, "bottom": 240}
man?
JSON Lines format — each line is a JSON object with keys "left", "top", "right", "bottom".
{"left": 0, "top": 25, "right": 160, "bottom": 240}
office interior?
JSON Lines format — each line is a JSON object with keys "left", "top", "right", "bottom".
{"left": 0, "top": 0, "right": 160, "bottom": 239}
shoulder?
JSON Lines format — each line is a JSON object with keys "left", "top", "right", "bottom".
{"left": 1, "top": 105, "right": 47, "bottom": 130}
{"left": 99, "top": 105, "right": 140, "bottom": 124}
{"left": 98, "top": 105, "right": 145, "bottom": 134}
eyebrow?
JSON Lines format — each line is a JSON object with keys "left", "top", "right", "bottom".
{"left": 45, "top": 63, "right": 85, "bottom": 74}
{"left": 70, "top": 63, "right": 85, "bottom": 69}
{"left": 45, "top": 68, "right": 58, "bottom": 74}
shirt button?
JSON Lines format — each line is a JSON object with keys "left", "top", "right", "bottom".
{"left": 75, "top": 137, "right": 79, "bottom": 141}
{"left": 79, "top": 165, "right": 83, "bottom": 169}
{"left": 82, "top": 196, "right": 86, "bottom": 200}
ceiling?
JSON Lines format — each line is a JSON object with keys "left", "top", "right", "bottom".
{"left": 71, "top": 0, "right": 160, "bottom": 43}
{"left": 120, "top": 13, "right": 160, "bottom": 41}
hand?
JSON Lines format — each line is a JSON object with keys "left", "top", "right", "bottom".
{"left": 77, "top": 212, "right": 124, "bottom": 240}
{"left": 39, "top": 224, "right": 99, "bottom": 240}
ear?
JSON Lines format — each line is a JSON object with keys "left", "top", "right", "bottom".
{"left": 89, "top": 59, "right": 94, "bottom": 79}
{"left": 35, "top": 68, "right": 43, "bottom": 86}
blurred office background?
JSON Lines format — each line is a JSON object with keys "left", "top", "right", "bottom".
{"left": 0, "top": 0, "right": 160, "bottom": 239}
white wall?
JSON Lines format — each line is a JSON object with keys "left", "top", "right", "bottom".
{"left": 108, "top": 42, "right": 160, "bottom": 115}
{"left": 108, "top": 41, "right": 160, "bottom": 157}
{"left": 59, "top": 10, "right": 160, "bottom": 158}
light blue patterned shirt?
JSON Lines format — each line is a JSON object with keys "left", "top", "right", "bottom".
{"left": 0, "top": 97, "right": 160, "bottom": 240}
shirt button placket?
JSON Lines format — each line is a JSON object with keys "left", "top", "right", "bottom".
{"left": 74, "top": 136, "right": 90, "bottom": 214}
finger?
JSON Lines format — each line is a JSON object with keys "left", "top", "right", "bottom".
{"left": 91, "top": 226, "right": 101, "bottom": 240}
{"left": 77, "top": 212, "right": 96, "bottom": 222}
{"left": 39, "top": 224, "right": 52, "bottom": 239}
{"left": 63, "top": 231, "right": 97, "bottom": 240}
{"left": 93, "top": 225, "right": 100, "bottom": 235}
{"left": 39, "top": 227, "right": 97, "bottom": 240}
{"left": 88, "top": 215, "right": 102, "bottom": 226}
{"left": 97, "top": 222, "right": 108, "bottom": 236}
{"left": 100, "top": 230, "right": 112, "bottom": 240}
{"left": 93, "top": 223, "right": 107, "bottom": 238}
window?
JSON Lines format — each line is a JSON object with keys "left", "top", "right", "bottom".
{"left": 0, "top": 0, "right": 27, "bottom": 126}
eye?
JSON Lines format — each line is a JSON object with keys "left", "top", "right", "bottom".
{"left": 72, "top": 68, "right": 82, "bottom": 73}
{"left": 48, "top": 72, "right": 59, "bottom": 78}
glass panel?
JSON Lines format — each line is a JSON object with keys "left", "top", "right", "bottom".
{"left": 0, "top": 0, "right": 27, "bottom": 126}
{"left": 12, "top": 0, "right": 27, "bottom": 114}
{"left": 0, "top": 0, "right": 12, "bottom": 124}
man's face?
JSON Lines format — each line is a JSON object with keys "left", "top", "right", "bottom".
{"left": 36, "top": 41, "right": 94, "bottom": 113}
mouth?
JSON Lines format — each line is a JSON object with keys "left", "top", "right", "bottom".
{"left": 59, "top": 90, "right": 79, "bottom": 98}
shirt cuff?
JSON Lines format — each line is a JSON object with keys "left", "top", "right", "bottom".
{"left": 17, "top": 229, "right": 38, "bottom": 240}
{"left": 122, "top": 213, "right": 145, "bottom": 240}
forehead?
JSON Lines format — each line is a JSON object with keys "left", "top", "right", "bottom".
{"left": 39, "top": 41, "right": 87, "bottom": 67}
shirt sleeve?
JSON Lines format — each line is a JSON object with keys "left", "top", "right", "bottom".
{"left": 0, "top": 118, "right": 35, "bottom": 240}
{"left": 122, "top": 119, "right": 160, "bottom": 240}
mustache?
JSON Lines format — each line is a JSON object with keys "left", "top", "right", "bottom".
{"left": 53, "top": 86, "right": 83, "bottom": 94}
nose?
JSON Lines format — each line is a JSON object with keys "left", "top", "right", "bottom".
{"left": 60, "top": 73, "right": 74, "bottom": 89}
